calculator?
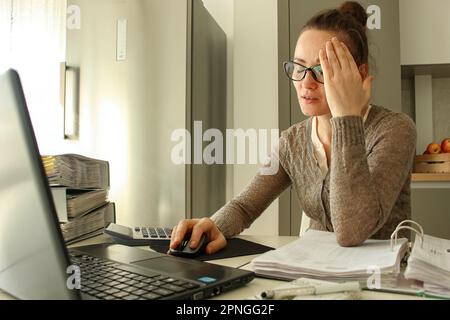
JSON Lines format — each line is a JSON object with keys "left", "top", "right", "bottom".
{"left": 104, "top": 223, "right": 173, "bottom": 246}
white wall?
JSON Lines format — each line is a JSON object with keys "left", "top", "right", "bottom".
{"left": 1, "top": 0, "right": 67, "bottom": 154}
{"left": 233, "top": 0, "right": 279, "bottom": 235}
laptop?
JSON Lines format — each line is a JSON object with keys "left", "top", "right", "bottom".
{"left": 0, "top": 69, "right": 254, "bottom": 300}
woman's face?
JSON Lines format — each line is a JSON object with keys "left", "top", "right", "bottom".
{"left": 293, "top": 29, "right": 336, "bottom": 117}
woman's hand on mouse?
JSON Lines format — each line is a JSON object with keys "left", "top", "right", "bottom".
{"left": 170, "top": 218, "right": 227, "bottom": 255}
{"left": 319, "top": 37, "right": 373, "bottom": 118}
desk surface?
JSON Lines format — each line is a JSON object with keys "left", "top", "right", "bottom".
{"left": 0, "top": 235, "right": 427, "bottom": 300}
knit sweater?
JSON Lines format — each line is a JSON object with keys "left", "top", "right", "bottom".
{"left": 210, "top": 105, "right": 417, "bottom": 246}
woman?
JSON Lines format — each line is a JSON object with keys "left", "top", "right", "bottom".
{"left": 170, "top": 1, "right": 416, "bottom": 254}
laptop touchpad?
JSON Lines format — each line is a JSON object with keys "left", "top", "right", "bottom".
{"left": 133, "top": 257, "right": 230, "bottom": 280}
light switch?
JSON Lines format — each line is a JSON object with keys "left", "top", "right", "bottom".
{"left": 117, "top": 19, "right": 127, "bottom": 61}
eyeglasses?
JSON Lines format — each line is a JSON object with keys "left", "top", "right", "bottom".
{"left": 283, "top": 61, "right": 324, "bottom": 84}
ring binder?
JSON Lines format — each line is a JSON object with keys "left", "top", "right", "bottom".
{"left": 251, "top": 230, "right": 408, "bottom": 281}
{"left": 396, "top": 219, "right": 450, "bottom": 297}
{"left": 390, "top": 220, "right": 424, "bottom": 251}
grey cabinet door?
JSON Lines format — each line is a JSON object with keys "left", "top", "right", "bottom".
{"left": 278, "top": 0, "right": 401, "bottom": 235}
{"left": 189, "top": 0, "right": 227, "bottom": 219}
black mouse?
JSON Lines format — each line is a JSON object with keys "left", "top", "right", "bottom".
{"left": 169, "top": 233, "right": 208, "bottom": 258}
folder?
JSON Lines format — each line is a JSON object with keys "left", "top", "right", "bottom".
{"left": 50, "top": 187, "right": 108, "bottom": 222}
{"left": 42, "top": 154, "right": 110, "bottom": 189}
{"left": 399, "top": 220, "right": 450, "bottom": 297}
{"left": 60, "top": 202, "right": 116, "bottom": 244}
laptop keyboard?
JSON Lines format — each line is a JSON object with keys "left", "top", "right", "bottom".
{"left": 70, "top": 252, "right": 200, "bottom": 300}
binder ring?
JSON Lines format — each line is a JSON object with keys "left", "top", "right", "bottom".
{"left": 390, "top": 220, "right": 424, "bottom": 251}
{"left": 394, "top": 220, "right": 424, "bottom": 236}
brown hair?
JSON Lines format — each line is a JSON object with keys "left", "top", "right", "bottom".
{"left": 302, "top": 1, "right": 368, "bottom": 66}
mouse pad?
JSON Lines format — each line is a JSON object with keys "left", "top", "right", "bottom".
{"left": 148, "top": 238, "right": 274, "bottom": 261}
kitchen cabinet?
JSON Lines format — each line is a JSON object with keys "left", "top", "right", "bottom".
{"left": 400, "top": 0, "right": 450, "bottom": 65}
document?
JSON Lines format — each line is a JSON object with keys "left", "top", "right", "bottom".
{"left": 251, "top": 230, "right": 408, "bottom": 281}
{"left": 405, "top": 234, "right": 450, "bottom": 293}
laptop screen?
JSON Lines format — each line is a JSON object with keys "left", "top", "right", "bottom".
{"left": 0, "top": 70, "right": 78, "bottom": 299}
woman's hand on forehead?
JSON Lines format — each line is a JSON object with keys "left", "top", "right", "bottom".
{"left": 319, "top": 37, "right": 373, "bottom": 118}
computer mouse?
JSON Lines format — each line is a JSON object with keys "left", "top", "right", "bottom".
{"left": 169, "top": 233, "right": 208, "bottom": 258}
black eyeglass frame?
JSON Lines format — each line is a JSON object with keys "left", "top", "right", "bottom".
{"left": 283, "top": 61, "right": 324, "bottom": 84}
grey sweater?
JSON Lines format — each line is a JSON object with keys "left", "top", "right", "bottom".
{"left": 211, "top": 105, "right": 416, "bottom": 246}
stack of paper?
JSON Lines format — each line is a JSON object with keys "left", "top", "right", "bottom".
{"left": 42, "top": 153, "right": 114, "bottom": 244}
{"left": 51, "top": 188, "right": 108, "bottom": 221}
{"left": 60, "top": 202, "right": 115, "bottom": 244}
{"left": 405, "top": 234, "right": 450, "bottom": 292}
{"left": 66, "top": 189, "right": 108, "bottom": 218}
{"left": 251, "top": 230, "right": 408, "bottom": 283}
{"left": 42, "top": 154, "right": 109, "bottom": 189}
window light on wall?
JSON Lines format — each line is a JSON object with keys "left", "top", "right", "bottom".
{"left": 0, "top": 0, "right": 68, "bottom": 153}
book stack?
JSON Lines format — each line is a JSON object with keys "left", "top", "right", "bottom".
{"left": 251, "top": 230, "right": 408, "bottom": 284}
{"left": 41, "top": 154, "right": 115, "bottom": 244}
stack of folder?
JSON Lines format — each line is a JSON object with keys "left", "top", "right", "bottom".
{"left": 42, "top": 154, "right": 115, "bottom": 244}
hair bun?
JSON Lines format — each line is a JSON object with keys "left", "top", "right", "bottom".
{"left": 339, "top": 1, "right": 367, "bottom": 27}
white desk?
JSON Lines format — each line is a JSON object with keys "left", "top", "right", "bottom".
{"left": 0, "top": 235, "right": 427, "bottom": 300}
{"left": 205, "top": 236, "right": 426, "bottom": 300}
